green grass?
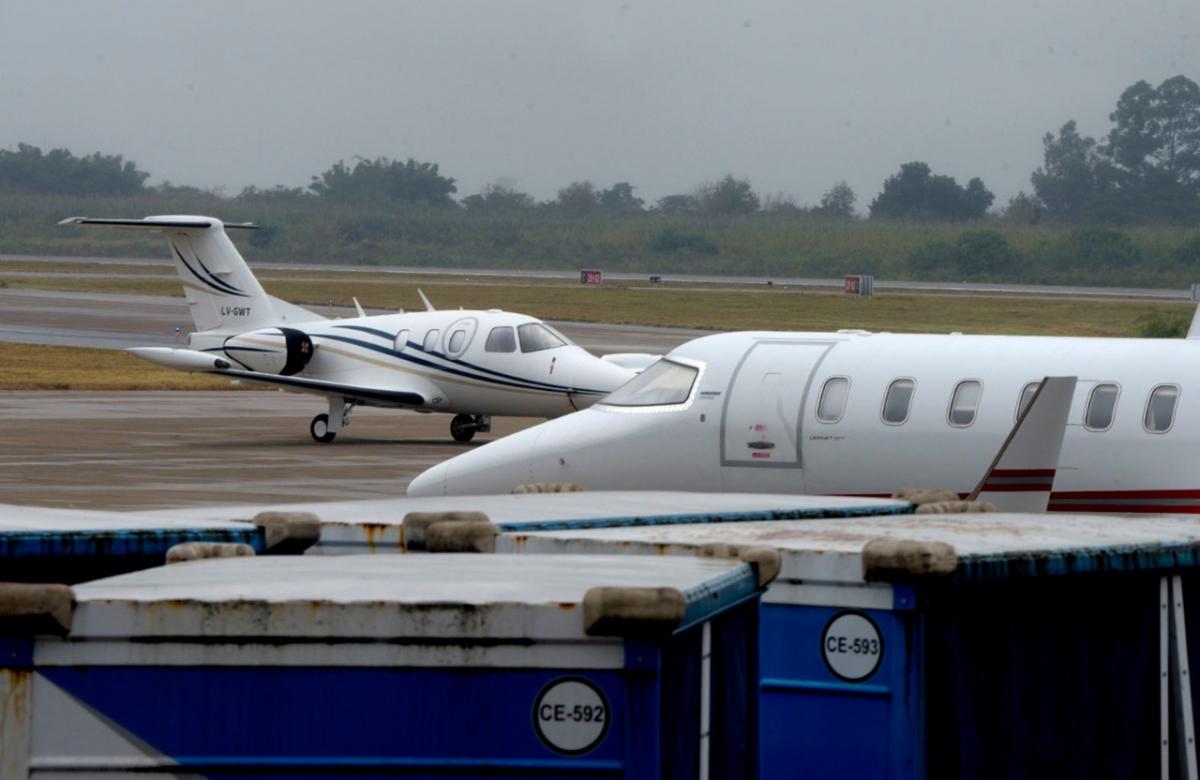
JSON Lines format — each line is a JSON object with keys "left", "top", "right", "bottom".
{"left": 2, "top": 264, "right": 1191, "bottom": 337}
{"left": 0, "top": 342, "right": 257, "bottom": 391}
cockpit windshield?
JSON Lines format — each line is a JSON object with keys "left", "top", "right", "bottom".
{"left": 601, "top": 359, "right": 698, "bottom": 407}
{"left": 518, "top": 322, "right": 568, "bottom": 352}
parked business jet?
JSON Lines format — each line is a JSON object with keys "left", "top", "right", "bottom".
{"left": 61, "top": 216, "right": 635, "bottom": 442}
{"left": 407, "top": 329, "right": 1197, "bottom": 513}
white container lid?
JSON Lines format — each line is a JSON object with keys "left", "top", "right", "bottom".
{"left": 66, "top": 554, "right": 760, "bottom": 641}
{"left": 501, "top": 513, "right": 1200, "bottom": 584}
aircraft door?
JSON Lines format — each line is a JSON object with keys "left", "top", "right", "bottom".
{"left": 721, "top": 342, "right": 832, "bottom": 477}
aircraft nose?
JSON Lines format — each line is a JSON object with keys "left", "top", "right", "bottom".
{"left": 407, "top": 405, "right": 700, "bottom": 497}
{"left": 406, "top": 424, "right": 543, "bottom": 497}
{"left": 405, "top": 461, "right": 448, "bottom": 497}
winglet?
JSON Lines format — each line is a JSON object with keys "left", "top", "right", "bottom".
{"left": 968, "top": 376, "right": 1077, "bottom": 512}
{"left": 1188, "top": 300, "right": 1200, "bottom": 339}
{"left": 417, "top": 288, "right": 435, "bottom": 312}
{"left": 352, "top": 297, "right": 366, "bottom": 318}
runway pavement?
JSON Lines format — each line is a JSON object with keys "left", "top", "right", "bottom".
{"left": 0, "top": 391, "right": 536, "bottom": 510}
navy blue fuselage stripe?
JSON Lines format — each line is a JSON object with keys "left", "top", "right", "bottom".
{"left": 331, "top": 324, "right": 604, "bottom": 394}
{"left": 317, "top": 334, "right": 560, "bottom": 394}
{"left": 191, "top": 251, "right": 247, "bottom": 296}
{"left": 315, "top": 333, "right": 606, "bottom": 395}
{"left": 172, "top": 246, "right": 250, "bottom": 298}
{"left": 183, "top": 246, "right": 245, "bottom": 296}
{"left": 196, "top": 254, "right": 247, "bottom": 295}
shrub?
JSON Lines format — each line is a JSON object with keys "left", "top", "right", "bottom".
{"left": 648, "top": 226, "right": 718, "bottom": 255}
{"left": 1133, "top": 311, "right": 1190, "bottom": 338}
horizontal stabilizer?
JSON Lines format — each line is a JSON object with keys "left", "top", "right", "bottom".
{"left": 969, "top": 375, "right": 1077, "bottom": 512}
{"left": 59, "top": 217, "right": 256, "bottom": 230}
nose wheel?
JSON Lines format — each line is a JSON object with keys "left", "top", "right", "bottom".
{"left": 450, "top": 414, "right": 491, "bottom": 443}
{"left": 310, "top": 414, "right": 336, "bottom": 443}
{"left": 310, "top": 396, "right": 353, "bottom": 443}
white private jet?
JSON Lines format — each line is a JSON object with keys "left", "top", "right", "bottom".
{"left": 407, "top": 328, "right": 1199, "bottom": 514}
{"left": 61, "top": 216, "right": 636, "bottom": 442}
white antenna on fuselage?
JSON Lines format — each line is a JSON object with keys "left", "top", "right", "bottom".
{"left": 417, "top": 289, "right": 435, "bottom": 312}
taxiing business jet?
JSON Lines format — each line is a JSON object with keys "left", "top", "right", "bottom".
{"left": 61, "top": 216, "right": 636, "bottom": 442}
{"left": 407, "top": 327, "right": 1199, "bottom": 513}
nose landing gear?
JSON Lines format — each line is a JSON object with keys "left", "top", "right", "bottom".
{"left": 310, "top": 414, "right": 336, "bottom": 443}
{"left": 310, "top": 396, "right": 354, "bottom": 443}
{"left": 450, "top": 414, "right": 491, "bottom": 443}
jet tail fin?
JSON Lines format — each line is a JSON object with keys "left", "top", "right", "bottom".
{"left": 968, "top": 375, "right": 1077, "bottom": 512}
{"left": 59, "top": 215, "right": 310, "bottom": 332}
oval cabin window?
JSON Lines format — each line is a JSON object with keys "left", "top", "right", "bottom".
{"left": 816, "top": 377, "right": 850, "bottom": 423}
{"left": 447, "top": 329, "right": 467, "bottom": 355}
{"left": 1015, "top": 382, "right": 1039, "bottom": 421}
{"left": 393, "top": 329, "right": 409, "bottom": 352}
{"left": 422, "top": 329, "right": 440, "bottom": 352}
{"left": 1144, "top": 385, "right": 1179, "bottom": 433}
{"left": 948, "top": 380, "right": 982, "bottom": 427}
{"left": 1084, "top": 383, "right": 1119, "bottom": 431}
{"left": 882, "top": 379, "right": 915, "bottom": 425}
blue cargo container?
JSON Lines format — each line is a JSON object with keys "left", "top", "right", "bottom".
{"left": 490, "top": 511, "right": 1200, "bottom": 778}
{"left": 0, "top": 504, "right": 275, "bottom": 583}
{"left": 0, "top": 553, "right": 772, "bottom": 778}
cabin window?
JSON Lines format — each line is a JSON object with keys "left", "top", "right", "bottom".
{"left": 603, "top": 359, "right": 698, "bottom": 407}
{"left": 518, "top": 322, "right": 566, "bottom": 352}
{"left": 816, "top": 377, "right": 850, "bottom": 423}
{"left": 1084, "top": 383, "right": 1120, "bottom": 431}
{"left": 421, "top": 329, "right": 440, "bottom": 352}
{"left": 393, "top": 329, "right": 410, "bottom": 352}
{"left": 1015, "top": 382, "right": 1039, "bottom": 421}
{"left": 948, "top": 380, "right": 982, "bottom": 427}
{"left": 1144, "top": 385, "right": 1180, "bottom": 433}
{"left": 485, "top": 326, "right": 516, "bottom": 353}
{"left": 881, "top": 379, "right": 915, "bottom": 425}
{"left": 447, "top": 329, "right": 467, "bottom": 355}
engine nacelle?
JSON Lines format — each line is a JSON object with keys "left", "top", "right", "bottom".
{"left": 223, "top": 327, "right": 314, "bottom": 375}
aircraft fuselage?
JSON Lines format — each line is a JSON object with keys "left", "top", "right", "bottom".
{"left": 408, "top": 330, "right": 1200, "bottom": 512}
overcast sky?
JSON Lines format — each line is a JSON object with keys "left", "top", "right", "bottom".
{"left": 1, "top": 0, "right": 1197, "bottom": 209}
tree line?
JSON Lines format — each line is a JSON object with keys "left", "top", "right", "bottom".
{"left": 4, "top": 74, "right": 1196, "bottom": 226}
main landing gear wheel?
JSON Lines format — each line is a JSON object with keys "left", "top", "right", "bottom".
{"left": 450, "top": 414, "right": 476, "bottom": 443}
{"left": 310, "top": 413, "right": 337, "bottom": 443}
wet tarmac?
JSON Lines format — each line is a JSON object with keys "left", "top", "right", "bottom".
{"left": 0, "top": 391, "right": 537, "bottom": 510}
